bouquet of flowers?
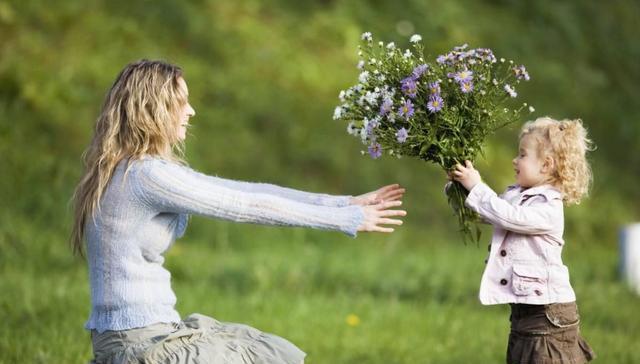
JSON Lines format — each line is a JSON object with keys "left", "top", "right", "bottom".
{"left": 333, "top": 32, "right": 533, "bottom": 242}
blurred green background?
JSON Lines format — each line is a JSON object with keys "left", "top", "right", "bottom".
{"left": 1, "top": 0, "right": 639, "bottom": 362}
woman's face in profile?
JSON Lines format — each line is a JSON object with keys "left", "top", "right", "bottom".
{"left": 176, "top": 77, "right": 196, "bottom": 142}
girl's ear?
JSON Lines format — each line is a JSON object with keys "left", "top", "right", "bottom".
{"left": 541, "top": 156, "right": 555, "bottom": 174}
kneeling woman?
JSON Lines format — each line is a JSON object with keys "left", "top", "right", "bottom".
{"left": 71, "top": 60, "right": 406, "bottom": 364}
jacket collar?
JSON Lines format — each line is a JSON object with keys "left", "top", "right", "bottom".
{"left": 516, "top": 184, "right": 563, "bottom": 201}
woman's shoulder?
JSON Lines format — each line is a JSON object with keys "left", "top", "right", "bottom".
{"left": 120, "top": 156, "right": 193, "bottom": 188}
{"left": 128, "top": 155, "right": 189, "bottom": 173}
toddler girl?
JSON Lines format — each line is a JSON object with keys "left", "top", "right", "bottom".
{"left": 451, "top": 117, "right": 596, "bottom": 364}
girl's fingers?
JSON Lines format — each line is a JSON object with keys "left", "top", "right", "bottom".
{"left": 465, "top": 160, "right": 473, "bottom": 168}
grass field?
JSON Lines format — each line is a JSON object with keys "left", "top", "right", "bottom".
{"left": 1, "top": 220, "right": 638, "bottom": 363}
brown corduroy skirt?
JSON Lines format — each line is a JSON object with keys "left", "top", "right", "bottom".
{"left": 507, "top": 302, "right": 595, "bottom": 364}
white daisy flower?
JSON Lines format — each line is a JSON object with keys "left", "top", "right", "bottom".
{"left": 358, "top": 71, "right": 369, "bottom": 84}
{"left": 347, "top": 122, "right": 358, "bottom": 135}
{"left": 333, "top": 106, "right": 343, "bottom": 120}
{"left": 504, "top": 84, "right": 517, "bottom": 98}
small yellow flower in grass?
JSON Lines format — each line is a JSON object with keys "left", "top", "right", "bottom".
{"left": 346, "top": 314, "right": 361, "bottom": 327}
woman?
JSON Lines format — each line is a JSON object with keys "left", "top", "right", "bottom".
{"left": 71, "top": 60, "right": 406, "bottom": 364}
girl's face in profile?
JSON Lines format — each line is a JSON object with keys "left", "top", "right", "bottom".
{"left": 176, "top": 77, "right": 196, "bottom": 142}
{"left": 512, "top": 135, "right": 549, "bottom": 188}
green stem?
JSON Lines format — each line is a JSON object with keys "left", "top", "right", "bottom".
{"left": 445, "top": 180, "right": 481, "bottom": 244}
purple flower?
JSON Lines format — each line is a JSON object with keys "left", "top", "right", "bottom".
{"left": 379, "top": 97, "right": 393, "bottom": 116}
{"left": 475, "top": 48, "right": 496, "bottom": 63}
{"left": 427, "top": 95, "right": 443, "bottom": 113}
{"left": 454, "top": 69, "right": 473, "bottom": 83}
{"left": 401, "top": 77, "right": 418, "bottom": 98}
{"left": 365, "top": 118, "right": 379, "bottom": 139}
{"left": 427, "top": 81, "right": 441, "bottom": 95}
{"left": 513, "top": 65, "right": 530, "bottom": 81}
{"left": 460, "top": 81, "right": 474, "bottom": 93}
{"left": 396, "top": 127, "right": 408, "bottom": 143}
{"left": 411, "top": 64, "right": 429, "bottom": 79}
{"left": 368, "top": 142, "right": 382, "bottom": 159}
{"left": 455, "top": 52, "right": 469, "bottom": 62}
{"left": 399, "top": 99, "right": 415, "bottom": 119}
{"left": 436, "top": 55, "right": 447, "bottom": 64}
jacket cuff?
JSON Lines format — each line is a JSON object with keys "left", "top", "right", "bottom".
{"left": 464, "top": 182, "right": 496, "bottom": 211}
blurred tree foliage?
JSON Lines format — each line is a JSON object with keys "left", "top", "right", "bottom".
{"left": 1, "top": 0, "right": 638, "bottom": 249}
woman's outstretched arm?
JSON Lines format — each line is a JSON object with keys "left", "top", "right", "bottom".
{"left": 182, "top": 170, "right": 404, "bottom": 208}
{"left": 132, "top": 158, "right": 405, "bottom": 236}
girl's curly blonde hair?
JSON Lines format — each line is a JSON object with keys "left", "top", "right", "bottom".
{"left": 520, "top": 116, "right": 594, "bottom": 205}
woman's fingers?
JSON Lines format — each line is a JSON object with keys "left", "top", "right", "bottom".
{"left": 376, "top": 200, "right": 402, "bottom": 209}
{"left": 382, "top": 190, "right": 405, "bottom": 201}
{"left": 379, "top": 183, "right": 400, "bottom": 192}
{"left": 380, "top": 186, "right": 404, "bottom": 198}
{"left": 378, "top": 218, "right": 403, "bottom": 225}
{"left": 378, "top": 209, "right": 406, "bottom": 217}
{"left": 358, "top": 200, "right": 406, "bottom": 233}
{"left": 371, "top": 226, "right": 394, "bottom": 233}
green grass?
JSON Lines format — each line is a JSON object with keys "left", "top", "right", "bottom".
{"left": 1, "top": 221, "right": 638, "bottom": 363}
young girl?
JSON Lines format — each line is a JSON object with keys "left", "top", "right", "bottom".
{"left": 71, "top": 60, "right": 406, "bottom": 364}
{"left": 451, "top": 117, "right": 596, "bottom": 364}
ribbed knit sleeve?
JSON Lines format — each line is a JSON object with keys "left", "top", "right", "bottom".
{"left": 189, "top": 172, "right": 352, "bottom": 207}
{"left": 132, "top": 159, "right": 364, "bottom": 237}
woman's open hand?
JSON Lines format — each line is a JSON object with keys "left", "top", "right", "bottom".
{"left": 357, "top": 200, "right": 406, "bottom": 233}
{"left": 350, "top": 184, "right": 405, "bottom": 206}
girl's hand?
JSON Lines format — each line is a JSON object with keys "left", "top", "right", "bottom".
{"left": 350, "top": 184, "right": 405, "bottom": 206}
{"left": 357, "top": 200, "right": 406, "bottom": 233}
{"left": 452, "top": 160, "right": 482, "bottom": 191}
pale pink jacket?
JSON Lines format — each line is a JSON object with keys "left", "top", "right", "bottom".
{"left": 465, "top": 182, "right": 576, "bottom": 305}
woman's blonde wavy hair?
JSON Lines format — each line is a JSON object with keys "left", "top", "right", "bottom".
{"left": 70, "top": 60, "right": 188, "bottom": 256}
{"left": 520, "top": 116, "right": 594, "bottom": 205}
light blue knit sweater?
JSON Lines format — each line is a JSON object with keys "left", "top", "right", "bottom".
{"left": 85, "top": 157, "right": 364, "bottom": 333}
